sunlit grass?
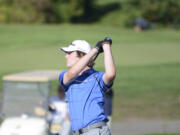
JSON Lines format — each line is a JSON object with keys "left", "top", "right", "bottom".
{"left": 0, "top": 24, "right": 180, "bottom": 121}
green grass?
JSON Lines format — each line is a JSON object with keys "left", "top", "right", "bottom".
{"left": 113, "top": 133, "right": 180, "bottom": 135}
{"left": 128, "top": 134, "right": 180, "bottom": 135}
{"left": 141, "top": 134, "right": 180, "bottom": 135}
{"left": 0, "top": 24, "right": 180, "bottom": 121}
{"left": 112, "top": 63, "right": 180, "bottom": 121}
{"left": 116, "top": 133, "right": 180, "bottom": 135}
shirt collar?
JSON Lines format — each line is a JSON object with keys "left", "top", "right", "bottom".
{"left": 83, "top": 68, "right": 95, "bottom": 75}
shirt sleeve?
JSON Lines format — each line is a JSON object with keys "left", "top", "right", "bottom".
{"left": 59, "top": 71, "right": 70, "bottom": 92}
{"left": 98, "top": 72, "right": 113, "bottom": 92}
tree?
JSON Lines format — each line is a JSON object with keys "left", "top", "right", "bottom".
{"left": 123, "top": 0, "right": 180, "bottom": 26}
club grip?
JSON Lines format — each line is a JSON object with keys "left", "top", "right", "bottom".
{"left": 104, "top": 37, "right": 112, "bottom": 45}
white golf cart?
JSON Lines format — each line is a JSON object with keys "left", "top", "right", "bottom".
{"left": 0, "top": 70, "right": 61, "bottom": 135}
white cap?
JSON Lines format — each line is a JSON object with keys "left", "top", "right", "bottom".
{"left": 61, "top": 40, "right": 91, "bottom": 54}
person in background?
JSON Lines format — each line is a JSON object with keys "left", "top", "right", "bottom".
{"left": 47, "top": 85, "right": 72, "bottom": 135}
{"left": 134, "top": 18, "right": 150, "bottom": 32}
{"left": 104, "top": 88, "right": 114, "bottom": 129}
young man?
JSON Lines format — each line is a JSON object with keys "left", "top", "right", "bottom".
{"left": 59, "top": 39, "right": 116, "bottom": 135}
{"left": 47, "top": 85, "right": 72, "bottom": 135}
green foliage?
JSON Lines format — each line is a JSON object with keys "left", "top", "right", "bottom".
{"left": 0, "top": 0, "right": 180, "bottom": 26}
{"left": 0, "top": 0, "right": 96, "bottom": 23}
{"left": 50, "top": 0, "right": 96, "bottom": 22}
{"left": 0, "top": 0, "right": 49, "bottom": 23}
{"left": 50, "top": 0, "right": 84, "bottom": 22}
{"left": 123, "top": 0, "right": 180, "bottom": 26}
{"left": 98, "top": 0, "right": 180, "bottom": 27}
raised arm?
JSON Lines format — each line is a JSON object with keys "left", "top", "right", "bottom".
{"left": 102, "top": 43, "right": 116, "bottom": 85}
{"left": 63, "top": 48, "right": 98, "bottom": 85}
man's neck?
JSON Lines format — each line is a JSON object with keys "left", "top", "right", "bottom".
{"left": 79, "top": 66, "right": 90, "bottom": 75}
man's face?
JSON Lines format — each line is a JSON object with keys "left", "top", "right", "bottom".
{"left": 65, "top": 51, "right": 80, "bottom": 68}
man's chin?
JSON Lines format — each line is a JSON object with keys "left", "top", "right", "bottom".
{"left": 66, "top": 64, "right": 71, "bottom": 68}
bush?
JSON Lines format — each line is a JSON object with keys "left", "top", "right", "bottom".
{"left": 0, "top": 0, "right": 96, "bottom": 23}
{"left": 0, "top": 0, "right": 49, "bottom": 23}
{"left": 1, "top": 0, "right": 179, "bottom": 26}
{"left": 49, "top": 0, "right": 96, "bottom": 23}
{"left": 123, "top": 0, "right": 180, "bottom": 27}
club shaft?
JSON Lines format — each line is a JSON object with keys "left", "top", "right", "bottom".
{"left": 93, "top": 53, "right": 99, "bottom": 61}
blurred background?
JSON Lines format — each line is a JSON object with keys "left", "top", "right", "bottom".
{"left": 0, "top": 0, "right": 180, "bottom": 135}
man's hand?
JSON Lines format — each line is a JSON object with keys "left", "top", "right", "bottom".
{"left": 103, "top": 37, "right": 112, "bottom": 45}
{"left": 95, "top": 40, "right": 104, "bottom": 54}
{"left": 95, "top": 37, "right": 112, "bottom": 54}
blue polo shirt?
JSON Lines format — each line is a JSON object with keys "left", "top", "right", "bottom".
{"left": 59, "top": 68, "right": 113, "bottom": 131}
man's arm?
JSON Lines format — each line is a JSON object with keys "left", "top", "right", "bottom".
{"left": 63, "top": 48, "right": 98, "bottom": 85}
{"left": 102, "top": 43, "right": 116, "bottom": 85}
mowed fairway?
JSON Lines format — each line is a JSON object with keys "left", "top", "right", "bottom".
{"left": 0, "top": 24, "right": 180, "bottom": 121}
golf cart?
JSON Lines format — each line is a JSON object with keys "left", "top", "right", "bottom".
{"left": 0, "top": 70, "right": 61, "bottom": 135}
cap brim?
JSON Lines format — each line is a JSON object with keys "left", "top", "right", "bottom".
{"left": 60, "top": 47, "right": 74, "bottom": 53}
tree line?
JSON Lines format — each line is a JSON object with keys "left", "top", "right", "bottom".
{"left": 0, "top": 0, "right": 179, "bottom": 26}
{"left": 124, "top": 0, "right": 180, "bottom": 27}
{"left": 0, "top": 0, "right": 96, "bottom": 23}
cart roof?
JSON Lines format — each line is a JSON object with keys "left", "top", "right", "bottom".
{"left": 2, "top": 70, "right": 61, "bottom": 82}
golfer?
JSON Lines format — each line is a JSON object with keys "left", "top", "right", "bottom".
{"left": 59, "top": 38, "right": 116, "bottom": 135}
